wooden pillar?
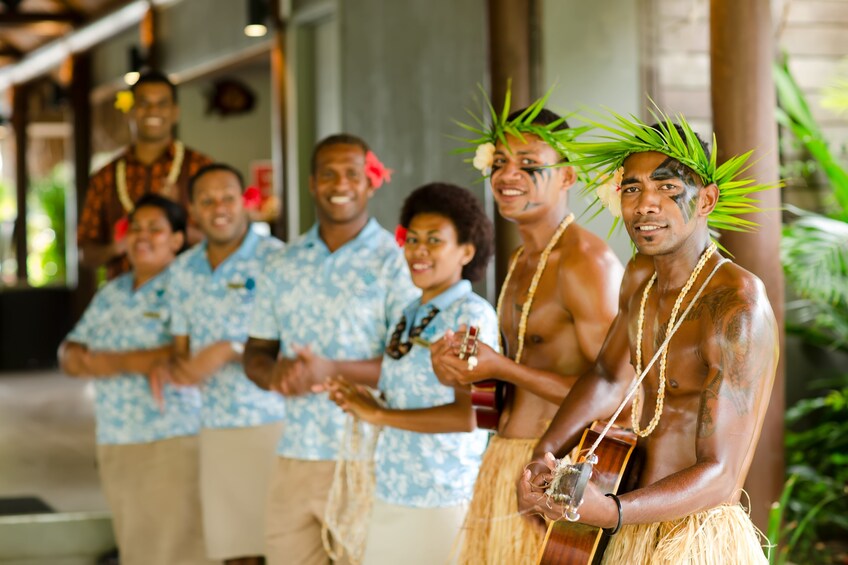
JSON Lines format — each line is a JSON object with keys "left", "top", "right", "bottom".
{"left": 140, "top": 7, "right": 158, "bottom": 70}
{"left": 710, "top": 0, "right": 785, "bottom": 530}
{"left": 269, "top": 0, "right": 289, "bottom": 241}
{"left": 488, "top": 0, "right": 534, "bottom": 284}
{"left": 70, "top": 52, "right": 94, "bottom": 319}
{"left": 11, "top": 83, "right": 28, "bottom": 284}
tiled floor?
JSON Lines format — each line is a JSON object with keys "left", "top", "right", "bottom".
{"left": 0, "top": 371, "right": 108, "bottom": 513}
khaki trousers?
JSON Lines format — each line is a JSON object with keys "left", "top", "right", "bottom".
{"left": 97, "top": 436, "right": 215, "bottom": 565}
{"left": 362, "top": 499, "right": 468, "bottom": 565}
{"left": 265, "top": 457, "right": 350, "bottom": 565}
{"left": 200, "top": 422, "right": 283, "bottom": 560}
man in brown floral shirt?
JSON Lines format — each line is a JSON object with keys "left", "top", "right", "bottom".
{"left": 78, "top": 70, "right": 212, "bottom": 279}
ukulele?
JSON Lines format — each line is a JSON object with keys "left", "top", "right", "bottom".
{"left": 457, "top": 326, "right": 505, "bottom": 430}
{"left": 536, "top": 421, "right": 641, "bottom": 565}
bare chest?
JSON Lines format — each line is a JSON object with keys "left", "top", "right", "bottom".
{"left": 628, "top": 293, "right": 710, "bottom": 396}
{"left": 498, "top": 265, "right": 576, "bottom": 362}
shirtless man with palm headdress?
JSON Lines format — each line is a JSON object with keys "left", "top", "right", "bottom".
{"left": 518, "top": 117, "right": 776, "bottom": 564}
{"left": 431, "top": 96, "right": 628, "bottom": 565}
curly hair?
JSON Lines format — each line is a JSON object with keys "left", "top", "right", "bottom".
{"left": 400, "top": 183, "right": 494, "bottom": 282}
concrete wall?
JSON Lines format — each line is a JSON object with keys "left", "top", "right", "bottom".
{"left": 337, "top": 0, "right": 489, "bottom": 233}
{"left": 156, "top": 0, "right": 269, "bottom": 80}
{"left": 179, "top": 63, "right": 273, "bottom": 183}
{"left": 541, "top": 0, "right": 643, "bottom": 262}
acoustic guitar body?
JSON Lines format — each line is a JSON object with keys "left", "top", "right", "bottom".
{"left": 471, "top": 379, "right": 504, "bottom": 430}
{"left": 537, "top": 422, "right": 641, "bottom": 565}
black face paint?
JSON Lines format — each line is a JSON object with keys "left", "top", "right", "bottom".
{"left": 522, "top": 166, "right": 553, "bottom": 182}
{"left": 491, "top": 164, "right": 503, "bottom": 175}
{"left": 652, "top": 157, "right": 700, "bottom": 223}
{"left": 521, "top": 166, "right": 554, "bottom": 211}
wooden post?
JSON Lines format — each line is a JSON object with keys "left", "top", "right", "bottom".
{"left": 11, "top": 83, "right": 28, "bottom": 284}
{"left": 268, "top": 0, "right": 289, "bottom": 242}
{"left": 488, "top": 0, "right": 534, "bottom": 284}
{"left": 710, "top": 0, "right": 785, "bottom": 530}
{"left": 140, "top": 7, "right": 158, "bottom": 69}
{"left": 70, "top": 52, "right": 94, "bottom": 319}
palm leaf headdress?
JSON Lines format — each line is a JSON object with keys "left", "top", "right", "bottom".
{"left": 568, "top": 106, "right": 775, "bottom": 234}
{"left": 453, "top": 81, "right": 589, "bottom": 176}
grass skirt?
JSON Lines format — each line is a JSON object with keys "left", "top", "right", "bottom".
{"left": 601, "top": 504, "right": 767, "bottom": 565}
{"left": 457, "top": 436, "right": 542, "bottom": 565}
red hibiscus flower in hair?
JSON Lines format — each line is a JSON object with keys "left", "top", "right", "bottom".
{"left": 394, "top": 225, "right": 408, "bottom": 247}
{"left": 114, "top": 216, "right": 130, "bottom": 242}
{"left": 365, "top": 151, "right": 393, "bottom": 189}
{"left": 243, "top": 186, "right": 263, "bottom": 210}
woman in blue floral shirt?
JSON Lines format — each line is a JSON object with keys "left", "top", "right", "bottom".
{"left": 60, "top": 194, "right": 210, "bottom": 565}
{"left": 329, "top": 183, "right": 497, "bottom": 565}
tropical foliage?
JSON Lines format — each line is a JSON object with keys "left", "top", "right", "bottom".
{"left": 26, "top": 164, "right": 68, "bottom": 286}
{"left": 453, "top": 81, "right": 588, "bottom": 167}
{"left": 772, "top": 56, "right": 848, "bottom": 565}
{"left": 775, "top": 58, "right": 848, "bottom": 352}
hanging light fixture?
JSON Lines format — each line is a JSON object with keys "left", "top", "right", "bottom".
{"left": 244, "top": 0, "right": 268, "bottom": 37}
{"left": 124, "top": 45, "right": 144, "bottom": 85}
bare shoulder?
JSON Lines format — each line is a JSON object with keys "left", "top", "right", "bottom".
{"left": 696, "top": 259, "right": 778, "bottom": 358}
{"left": 557, "top": 223, "right": 624, "bottom": 289}
{"left": 700, "top": 260, "right": 775, "bottom": 322}
{"left": 620, "top": 253, "right": 655, "bottom": 309}
{"left": 622, "top": 252, "right": 654, "bottom": 287}
{"left": 695, "top": 260, "right": 778, "bottom": 425}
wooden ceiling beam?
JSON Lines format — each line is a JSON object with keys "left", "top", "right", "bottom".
{"left": 0, "top": 12, "right": 81, "bottom": 26}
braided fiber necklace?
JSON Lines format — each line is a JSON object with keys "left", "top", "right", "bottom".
{"left": 496, "top": 213, "right": 575, "bottom": 364}
{"left": 116, "top": 140, "right": 185, "bottom": 213}
{"left": 632, "top": 241, "right": 718, "bottom": 437}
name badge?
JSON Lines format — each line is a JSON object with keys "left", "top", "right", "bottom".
{"left": 227, "top": 277, "right": 256, "bottom": 291}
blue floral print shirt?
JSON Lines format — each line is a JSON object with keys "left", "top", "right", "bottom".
{"left": 249, "top": 218, "right": 419, "bottom": 460}
{"left": 169, "top": 228, "right": 286, "bottom": 429}
{"left": 374, "top": 280, "right": 498, "bottom": 507}
{"left": 66, "top": 270, "right": 202, "bottom": 445}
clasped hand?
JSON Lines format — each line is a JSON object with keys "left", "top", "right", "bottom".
{"left": 269, "top": 345, "right": 335, "bottom": 396}
{"left": 326, "top": 376, "right": 382, "bottom": 424}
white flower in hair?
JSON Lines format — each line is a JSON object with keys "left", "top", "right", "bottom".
{"left": 472, "top": 142, "right": 496, "bottom": 174}
{"left": 596, "top": 167, "right": 624, "bottom": 218}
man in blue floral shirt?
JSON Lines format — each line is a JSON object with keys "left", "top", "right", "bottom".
{"left": 166, "top": 163, "right": 286, "bottom": 565}
{"left": 245, "top": 134, "right": 418, "bottom": 565}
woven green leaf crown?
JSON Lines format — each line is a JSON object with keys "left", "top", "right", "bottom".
{"left": 453, "top": 81, "right": 589, "bottom": 173}
{"left": 567, "top": 106, "right": 775, "bottom": 233}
